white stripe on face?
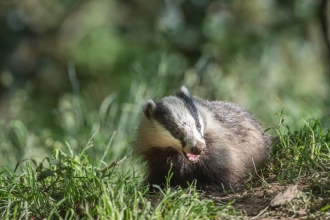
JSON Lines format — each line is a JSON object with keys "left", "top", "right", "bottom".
{"left": 198, "top": 111, "right": 205, "bottom": 135}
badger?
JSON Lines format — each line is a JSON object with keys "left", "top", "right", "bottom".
{"left": 134, "top": 86, "right": 272, "bottom": 192}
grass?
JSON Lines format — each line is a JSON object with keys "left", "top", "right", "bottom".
{"left": 269, "top": 110, "right": 330, "bottom": 181}
{"left": 0, "top": 134, "right": 235, "bottom": 219}
{"left": 0, "top": 110, "right": 330, "bottom": 219}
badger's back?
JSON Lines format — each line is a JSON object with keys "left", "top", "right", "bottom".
{"left": 193, "top": 98, "right": 272, "bottom": 189}
{"left": 134, "top": 87, "right": 272, "bottom": 192}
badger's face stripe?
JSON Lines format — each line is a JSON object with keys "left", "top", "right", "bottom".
{"left": 176, "top": 90, "right": 202, "bottom": 134}
{"left": 153, "top": 101, "right": 186, "bottom": 147}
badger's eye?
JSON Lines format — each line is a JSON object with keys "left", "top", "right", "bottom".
{"left": 170, "top": 129, "right": 180, "bottom": 137}
{"left": 196, "top": 122, "right": 201, "bottom": 130}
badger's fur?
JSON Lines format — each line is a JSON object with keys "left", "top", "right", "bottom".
{"left": 134, "top": 86, "right": 272, "bottom": 192}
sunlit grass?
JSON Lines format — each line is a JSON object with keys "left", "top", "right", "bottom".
{"left": 268, "top": 110, "right": 330, "bottom": 183}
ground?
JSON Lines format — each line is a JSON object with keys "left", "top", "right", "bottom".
{"left": 209, "top": 174, "right": 330, "bottom": 219}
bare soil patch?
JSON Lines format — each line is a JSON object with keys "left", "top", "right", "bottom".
{"left": 210, "top": 174, "right": 330, "bottom": 219}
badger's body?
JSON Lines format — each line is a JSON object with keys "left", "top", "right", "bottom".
{"left": 134, "top": 86, "right": 272, "bottom": 192}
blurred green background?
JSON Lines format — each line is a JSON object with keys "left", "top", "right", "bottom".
{"left": 1, "top": 0, "right": 330, "bottom": 170}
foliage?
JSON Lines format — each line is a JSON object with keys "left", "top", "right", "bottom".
{"left": 1, "top": 0, "right": 329, "bottom": 131}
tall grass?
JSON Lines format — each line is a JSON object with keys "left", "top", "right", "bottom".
{"left": 267, "top": 110, "right": 330, "bottom": 184}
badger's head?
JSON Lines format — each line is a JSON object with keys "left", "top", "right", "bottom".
{"left": 139, "top": 86, "right": 206, "bottom": 162}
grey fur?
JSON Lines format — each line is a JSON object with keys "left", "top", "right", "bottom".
{"left": 134, "top": 87, "right": 272, "bottom": 192}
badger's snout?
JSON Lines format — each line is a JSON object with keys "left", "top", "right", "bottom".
{"left": 191, "top": 147, "right": 201, "bottom": 155}
{"left": 183, "top": 140, "right": 206, "bottom": 162}
{"left": 185, "top": 139, "right": 206, "bottom": 155}
{"left": 191, "top": 146, "right": 204, "bottom": 155}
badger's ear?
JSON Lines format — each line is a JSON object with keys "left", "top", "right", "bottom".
{"left": 142, "top": 99, "right": 156, "bottom": 119}
{"left": 176, "top": 85, "right": 191, "bottom": 98}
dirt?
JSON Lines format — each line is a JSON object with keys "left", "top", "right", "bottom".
{"left": 209, "top": 174, "right": 330, "bottom": 219}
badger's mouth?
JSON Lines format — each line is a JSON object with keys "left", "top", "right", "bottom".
{"left": 182, "top": 150, "right": 200, "bottom": 163}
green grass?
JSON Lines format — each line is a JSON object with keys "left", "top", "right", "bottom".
{"left": 269, "top": 111, "right": 330, "bottom": 182}
{"left": 0, "top": 132, "right": 235, "bottom": 219}
{"left": 0, "top": 110, "right": 330, "bottom": 219}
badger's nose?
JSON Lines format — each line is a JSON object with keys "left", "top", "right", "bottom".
{"left": 191, "top": 143, "right": 206, "bottom": 155}
{"left": 185, "top": 138, "right": 206, "bottom": 155}
{"left": 196, "top": 140, "right": 206, "bottom": 152}
{"left": 191, "top": 147, "right": 201, "bottom": 155}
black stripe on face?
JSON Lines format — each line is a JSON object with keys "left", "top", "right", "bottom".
{"left": 175, "top": 91, "right": 202, "bottom": 133}
{"left": 153, "top": 102, "right": 186, "bottom": 147}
